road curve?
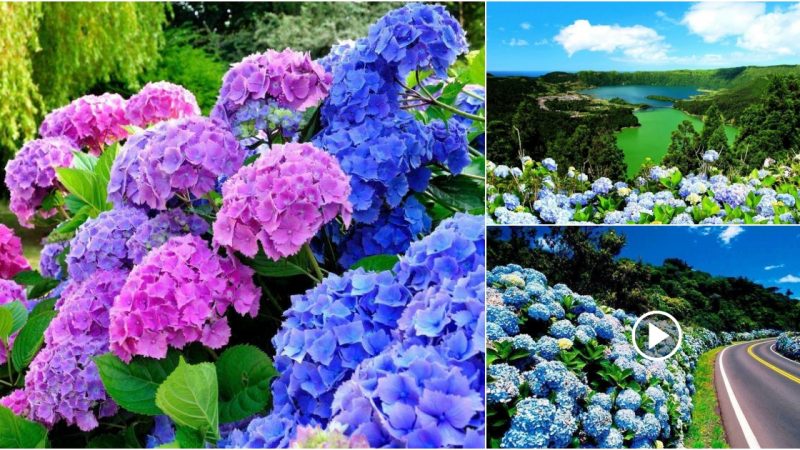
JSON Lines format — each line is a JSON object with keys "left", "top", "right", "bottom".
{"left": 715, "top": 338, "right": 800, "bottom": 448}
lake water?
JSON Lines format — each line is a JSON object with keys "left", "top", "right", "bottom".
{"left": 580, "top": 85, "right": 739, "bottom": 177}
{"left": 580, "top": 85, "right": 702, "bottom": 108}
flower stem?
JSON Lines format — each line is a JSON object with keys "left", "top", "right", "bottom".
{"left": 303, "top": 243, "right": 324, "bottom": 281}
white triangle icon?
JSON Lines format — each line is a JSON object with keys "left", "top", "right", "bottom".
{"left": 648, "top": 323, "right": 669, "bottom": 349}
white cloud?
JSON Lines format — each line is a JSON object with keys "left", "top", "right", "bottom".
{"left": 682, "top": 2, "right": 800, "bottom": 56}
{"left": 682, "top": 2, "right": 765, "bottom": 43}
{"left": 778, "top": 274, "right": 800, "bottom": 283}
{"left": 554, "top": 20, "right": 670, "bottom": 62}
{"left": 521, "top": 22, "right": 532, "bottom": 30}
{"left": 765, "top": 264, "right": 785, "bottom": 271}
{"left": 656, "top": 10, "right": 681, "bottom": 25}
{"left": 718, "top": 225, "right": 744, "bottom": 245}
{"left": 504, "top": 38, "right": 530, "bottom": 47}
{"left": 533, "top": 38, "right": 549, "bottom": 46}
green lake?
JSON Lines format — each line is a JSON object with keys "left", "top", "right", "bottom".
{"left": 617, "top": 108, "right": 739, "bottom": 177}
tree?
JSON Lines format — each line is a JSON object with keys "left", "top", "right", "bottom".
{"left": 663, "top": 120, "right": 700, "bottom": 173}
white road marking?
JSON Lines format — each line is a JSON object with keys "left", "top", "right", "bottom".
{"left": 719, "top": 344, "right": 761, "bottom": 449}
{"left": 770, "top": 343, "right": 800, "bottom": 367}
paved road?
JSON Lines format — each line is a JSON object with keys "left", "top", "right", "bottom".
{"left": 715, "top": 338, "right": 800, "bottom": 448}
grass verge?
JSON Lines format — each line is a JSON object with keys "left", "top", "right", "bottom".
{"left": 685, "top": 346, "right": 729, "bottom": 448}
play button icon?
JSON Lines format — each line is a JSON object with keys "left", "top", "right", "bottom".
{"left": 632, "top": 311, "right": 683, "bottom": 360}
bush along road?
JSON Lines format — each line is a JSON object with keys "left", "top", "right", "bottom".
{"left": 716, "top": 338, "right": 800, "bottom": 448}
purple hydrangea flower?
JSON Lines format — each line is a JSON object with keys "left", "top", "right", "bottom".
{"left": 24, "top": 270, "right": 127, "bottom": 431}
{"left": 109, "top": 235, "right": 260, "bottom": 362}
{"left": 212, "top": 49, "right": 331, "bottom": 131}
{"left": 213, "top": 142, "right": 352, "bottom": 259}
{"left": 0, "top": 224, "right": 30, "bottom": 279}
{"left": 66, "top": 207, "right": 149, "bottom": 282}
{"left": 39, "top": 241, "right": 68, "bottom": 280}
{"left": 39, "top": 93, "right": 129, "bottom": 155}
{"left": 108, "top": 116, "right": 243, "bottom": 210}
{"left": 125, "top": 82, "right": 201, "bottom": 129}
{"left": 4, "top": 137, "right": 76, "bottom": 228}
{"left": 430, "top": 119, "right": 470, "bottom": 174}
{"left": 126, "top": 210, "right": 209, "bottom": 264}
{"left": 0, "top": 389, "right": 29, "bottom": 416}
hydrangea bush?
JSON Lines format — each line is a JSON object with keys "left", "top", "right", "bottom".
{"left": 0, "top": 4, "right": 484, "bottom": 449}
{"left": 776, "top": 332, "right": 800, "bottom": 361}
{"left": 487, "top": 153, "right": 800, "bottom": 224}
{"left": 487, "top": 264, "right": 782, "bottom": 449}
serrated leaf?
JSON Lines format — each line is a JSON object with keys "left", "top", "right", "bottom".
{"left": 51, "top": 205, "right": 91, "bottom": 237}
{"left": 71, "top": 151, "right": 98, "bottom": 172}
{"left": 350, "top": 254, "right": 400, "bottom": 273}
{"left": 175, "top": 424, "right": 205, "bottom": 448}
{"left": 216, "top": 345, "right": 277, "bottom": 423}
{"left": 0, "top": 301, "right": 28, "bottom": 336}
{"left": 64, "top": 193, "right": 89, "bottom": 215}
{"left": 11, "top": 310, "right": 56, "bottom": 371}
{"left": 0, "top": 310, "right": 12, "bottom": 342}
{"left": 30, "top": 298, "right": 56, "bottom": 317}
{"left": 155, "top": 357, "right": 219, "bottom": 443}
{"left": 95, "top": 351, "right": 180, "bottom": 415}
{"left": 427, "top": 175, "right": 485, "bottom": 213}
{"left": 57, "top": 167, "right": 99, "bottom": 211}
{"left": 242, "top": 251, "right": 309, "bottom": 278}
{"left": 0, "top": 405, "right": 48, "bottom": 448}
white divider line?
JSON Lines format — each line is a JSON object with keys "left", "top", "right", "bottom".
{"left": 719, "top": 344, "right": 761, "bottom": 449}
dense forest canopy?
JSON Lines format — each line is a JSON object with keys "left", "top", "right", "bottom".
{"left": 488, "top": 227, "right": 800, "bottom": 332}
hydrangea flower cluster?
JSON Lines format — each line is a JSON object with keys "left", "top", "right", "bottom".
{"left": 212, "top": 49, "right": 330, "bottom": 144}
{"left": 220, "top": 213, "right": 485, "bottom": 448}
{"left": 454, "top": 85, "right": 486, "bottom": 152}
{"left": 20, "top": 270, "right": 127, "bottom": 431}
{"left": 486, "top": 264, "right": 742, "bottom": 448}
{"left": 108, "top": 234, "right": 260, "bottom": 362}
{"left": 288, "top": 423, "right": 369, "bottom": 448}
{"left": 487, "top": 154, "right": 800, "bottom": 224}
{"left": 108, "top": 116, "right": 243, "bottom": 210}
{"left": 213, "top": 142, "right": 352, "bottom": 259}
{"left": 125, "top": 81, "right": 201, "bottom": 129}
{"left": 39, "top": 241, "right": 68, "bottom": 280}
{"left": 313, "top": 4, "right": 470, "bottom": 263}
{"left": 4, "top": 137, "right": 76, "bottom": 228}
{"left": 126, "top": 210, "right": 209, "bottom": 264}
{"left": 66, "top": 207, "right": 149, "bottom": 282}
{"left": 39, "top": 93, "right": 129, "bottom": 155}
{"left": 0, "top": 224, "right": 30, "bottom": 279}
{"left": 776, "top": 332, "right": 800, "bottom": 361}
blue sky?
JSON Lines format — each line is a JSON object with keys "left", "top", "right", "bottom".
{"left": 488, "top": 2, "right": 800, "bottom": 72}
{"left": 613, "top": 226, "right": 800, "bottom": 297}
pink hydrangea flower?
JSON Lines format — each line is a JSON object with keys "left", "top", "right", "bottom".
{"left": 39, "top": 93, "right": 129, "bottom": 156}
{"left": 109, "top": 235, "right": 260, "bottom": 362}
{"left": 108, "top": 116, "right": 244, "bottom": 210}
{"left": 0, "top": 224, "right": 30, "bottom": 279}
{"left": 0, "top": 389, "right": 29, "bottom": 417}
{"left": 212, "top": 49, "right": 331, "bottom": 122}
{"left": 126, "top": 81, "right": 201, "bottom": 129}
{"left": 213, "top": 142, "right": 352, "bottom": 259}
{"left": 0, "top": 279, "right": 28, "bottom": 365}
{"left": 23, "top": 270, "right": 127, "bottom": 431}
{"left": 5, "top": 137, "right": 76, "bottom": 228}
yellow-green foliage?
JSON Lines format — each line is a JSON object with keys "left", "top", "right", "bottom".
{"left": 0, "top": 3, "right": 44, "bottom": 150}
{"left": 33, "top": 2, "right": 169, "bottom": 109}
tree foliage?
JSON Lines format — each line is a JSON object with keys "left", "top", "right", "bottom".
{"left": 488, "top": 227, "right": 800, "bottom": 332}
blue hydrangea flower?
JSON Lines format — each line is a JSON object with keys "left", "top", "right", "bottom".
{"left": 549, "top": 319, "right": 576, "bottom": 339}
{"left": 582, "top": 405, "right": 612, "bottom": 439}
{"left": 542, "top": 158, "right": 557, "bottom": 171}
{"left": 488, "top": 363, "right": 522, "bottom": 404}
{"left": 528, "top": 303, "right": 551, "bottom": 321}
{"left": 616, "top": 389, "right": 642, "bottom": 411}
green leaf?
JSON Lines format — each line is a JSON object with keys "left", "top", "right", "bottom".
{"left": 86, "top": 433, "right": 127, "bottom": 448}
{"left": 64, "top": 193, "right": 88, "bottom": 215}
{"left": 175, "top": 425, "right": 204, "bottom": 448}
{"left": 57, "top": 167, "right": 100, "bottom": 211}
{"left": 0, "top": 310, "right": 12, "bottom": 342}
{"left": 427, "top": 175, "right": 484, "bottom": 213}
{"left": 11, "top": 310, "right": 56, "bottom": 371}
{"left": 15, "top": 271, "right": 61, "bottom": 300}
{"left": 350, "top": 254, "right": 400, "bottom": 272}
{"left": 71, "top": 151, "right": 98, "bottom": 172}
{"left": 95, "top": 351, "right": 180, "bottom": 415}
{"left": 30, "top": 298, "right": 56, "bottom": 317}
{"left": 51, "top": 205, "right": 91, "bottom": 236}
{"left": 243, "top": 251, "right": 309, "bottom": 278}
{"left": 12, "top": 270, "right": 45, "bottom": 286}
{"left": 0, "top": 301, "right": 28, "bottom": 336}
{"left": 0, "top": 405, "right": 48, "bottom": 448}
{"left": 217, "top": 345, "right": 277, "bottom": 423}
{"left": 156, "top": 357, "right": 219, "bottom": 443}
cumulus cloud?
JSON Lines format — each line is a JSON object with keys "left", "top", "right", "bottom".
{"left": 682, "top": 2, "right": 765, "bottom": 43}
{"left": 554, "top": 19, "right": 670, "bottom": 62}
{"left": 682, "top": 2, "right": 800, "bottom": 56}
{"left": 765, "top": 264, "right": 785, "bottom": 271}
{"left": 504, "top": 38, "right": 530, "bottom": 47}
{"left": 718, "top": 225, "right": 744, "bottom": 245}
{"left": 521, "top": 22, "right": 532, "bottom": 30}
{"left": 778, "top": 274, "right": 800, "bottom": 283}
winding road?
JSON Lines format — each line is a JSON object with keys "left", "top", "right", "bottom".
{"left": 715, "top": 338, "right": 800, "bottom": 448}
